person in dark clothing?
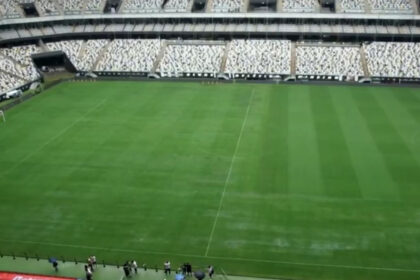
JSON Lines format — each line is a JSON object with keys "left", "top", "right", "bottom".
{"left": 52, "top": 260, "right": 58, "bottom": 272}
{"left": 182, "top": 263, "right": 187, "bottom": 275}
{"left": 123, "top": 261, "right": 131, "bottom": 278}
{"left": 208, "top": 265, "right": 214, "bottom": 278}
{"left": 186, "top": 263, "right": 192, "bottom": 276}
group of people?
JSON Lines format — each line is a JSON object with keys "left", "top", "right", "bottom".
{"left": 49, "top": 255, "right": 214, "bottom": 279}
{"left": 164, "top": 260, "right": 215, "bottom": 279}
{"left": 84, "top": 256, "right": 97, "bottom": 280}
{"left": 123, "top": 260, "right": 139, "bottom": 278}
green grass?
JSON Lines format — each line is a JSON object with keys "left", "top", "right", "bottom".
{"left": 0, "top": 81, "right": 420, "bottom": 280}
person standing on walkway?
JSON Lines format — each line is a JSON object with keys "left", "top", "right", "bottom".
{"left": 49, "top": 258, "right": 58, "bottom": 272}
{"left": 164, "top": 260, "right": 171, "bottom": 275}
{"left": 208, "top": 265, "right": 214, "bottom": 278}
{"left": 131, "top": 260, "right": 138, "bottom": 274}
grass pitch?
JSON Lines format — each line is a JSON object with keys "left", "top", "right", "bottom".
{"left": 0, "top": 81, "right": 420, "bottom": 280}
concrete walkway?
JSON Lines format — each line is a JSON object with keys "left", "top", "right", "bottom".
{"left": 0, "top": 256, "right": 278, "bottom": 280}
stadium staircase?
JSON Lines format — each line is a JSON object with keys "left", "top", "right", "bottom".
{"left": 81, "top": 0, "right": 89, "bottom": 12}
{"left": 242, "top": 0, "right": 250, "bottom": 12}
{"left": 220, "top": 41, "right": 231, "bottom": 73}
{"left": 360, "top": 45, "right": 370, "bottom": 77}
{"left": 277, "top": 0, "right": 283, "bottom": 12}
{"left": 77, "top": 41, "right": 88, "bottom": 61}
{"left": 53, "top": 0, "right": 64, "bottom": 15}
{"left": 39, "top": 40, "right": 49, "bottom": 52}
{"left": 205, "top": 0, "right": 213, "bottom": 12}
{"left": 151, "top": 40, "right": 168, "bottom": 73}
{"left": 335, "top": 0, "right": 342, "bottom": 12}
{"left": 412, "top": 0, "right": 419, "bottom": 14}
{"left": 290, "top": 42, "right": 297, "bottom": 76}
{"left": 186, "top": 0, "right": 194, "bottom": 12}
{"left": 364, "top": 0, "right": 372, "bottom": 13}
{"left": 92, "top": 40, "right": 112, "bottom": 71}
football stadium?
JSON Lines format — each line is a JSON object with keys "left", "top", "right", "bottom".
{"left": 0, "top": 1, "right": 420, "bottom": 280}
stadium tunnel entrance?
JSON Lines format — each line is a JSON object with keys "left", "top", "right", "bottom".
{"left": 31, "top": 51, "right": 77, "bottom": 84}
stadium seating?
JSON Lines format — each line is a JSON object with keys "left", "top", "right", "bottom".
{"left": 85, "top": 0, "right": 105, "bottom": 12}
{"left": 0, "top": 44, "right": 40, "bottom": 66}
{"left": 225, "top": 40, "right": 291, "bottom": 75}
{"left": 36, "top": 0, "right": 61, "bottom": 16}
{"left": 282, "top": 0, "right": 320, "bottom": 13}
{"left": 1, "top": 38, "right": 420, "bottom": 95}
{"left": 164, "top": 0, "right": 191, "bottom": 12}
{"left": 211, "top": 0, "right": 243, "bottom": 13}
{"left": 158, "top": 44, "right": 225, "bottom": 74}
{"left": 368, "top": 0, "right": 414, "bottom": 13}
{"left": 77, "top": 40, "right": 109, "bottom": 71}
{"left": 0, "top": 45, "right": 40, "bottom": 93}
{"left": 46, "top": 40, "right": 84, "bottom": 67}
{"left": 0, "top": 0, "right": 22, "bottom": 18}
{"left": 0, "top": 56, "right": 38, "bottom": 80}
{"left": 121, "top": 0, "right": 164, "bottom": 13}
{"left": 296, "top": 45, "right": 363, "bottom": 77}
{"left": 57, "top": 0, "right": 85, "bottom": 13}
{"left": 364, "top": 42, "right": 420, "bottom": 78}
{"left": 338, "top": 0, "right": 366, "bottom": 13}
{"left": 96, "top": 39, "right": 161, "bottom": 72}
{"left": 0, "top": 72, "right": 25, "bottom": 93}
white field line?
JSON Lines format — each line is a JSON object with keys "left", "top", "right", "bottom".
{"left": 1, "top": 239, "right": 420, "bottom": 273}
{"left": 204, "top": 90, "right": 255, "bottom": 257}
{"left": 1, "top": 98, "right": 108, "bottom": 176}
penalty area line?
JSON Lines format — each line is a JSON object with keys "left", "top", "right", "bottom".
{"left": 1, "top": 239, "right": 419, "bottom": 273}
{"left": 204, "top": 89, "right": 255, "bottom": 257}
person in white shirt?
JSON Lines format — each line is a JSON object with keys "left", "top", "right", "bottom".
{"left": 131, "top": 260, "right": 138, "bottom": 274}
{"left": 164, "top": 260, "right": 171, "bottom": 275}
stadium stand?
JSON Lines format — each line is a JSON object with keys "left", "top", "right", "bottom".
{"left": 77, "top": 40, "right": 109, "bottom": 71}
{"left": 95, "top": 39, "right": 161, "bottom": 72}
{"left": 46, "top": 40, "right": 84, "bottom": 67}
{"left": 57, "top": 0, "right": 86, "bottom": 14}
{"left": 158, "top": 43, "right": 225, "bottom": 75}
{"left": 337, "top": 0, "right": 366, "bottom": 13}
{"left": 211, "top": 0, "right": 244, "bottom": 13}
{"left": 163, "top": 0, "right": 192, "bottom": 12}
{"left": 364, "top": 42, "right": 420, "bottom": 78}
{"left": 1, "top": 38, "right": 420, "bottom": 94}
{"left": 0, "top": 44, "right": 40, "bottom": 94}
{"left": 0, "top": 44, "right": 40, "bottom": 66}
{"left": 282, "top": 0, "right": 320, "bottom": 13}
{"left": 225, "top": 40, "right": 291, "bottom": 75}
{"left": 296, "top": 44, "right": 364, "bottom": 77}
{"left": 35, "top": 0, "right": 61, "bottom": 16}
{"left": 369, "top": 0, "right": 414, "bottom": 14}
{"left": 0, "top": 56, "right": 38, "bottom": 81}
{"left": 85, "top": 0, "right": 105, "bottom": 13}
{"left": 0, "top": 0, "right": 23, "bottom": 18}
{"left": 0, "top": 72, "right": 25, "bottom": 93}
{"left": 120, "top": 0, "right": 164, "bottom": 13}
